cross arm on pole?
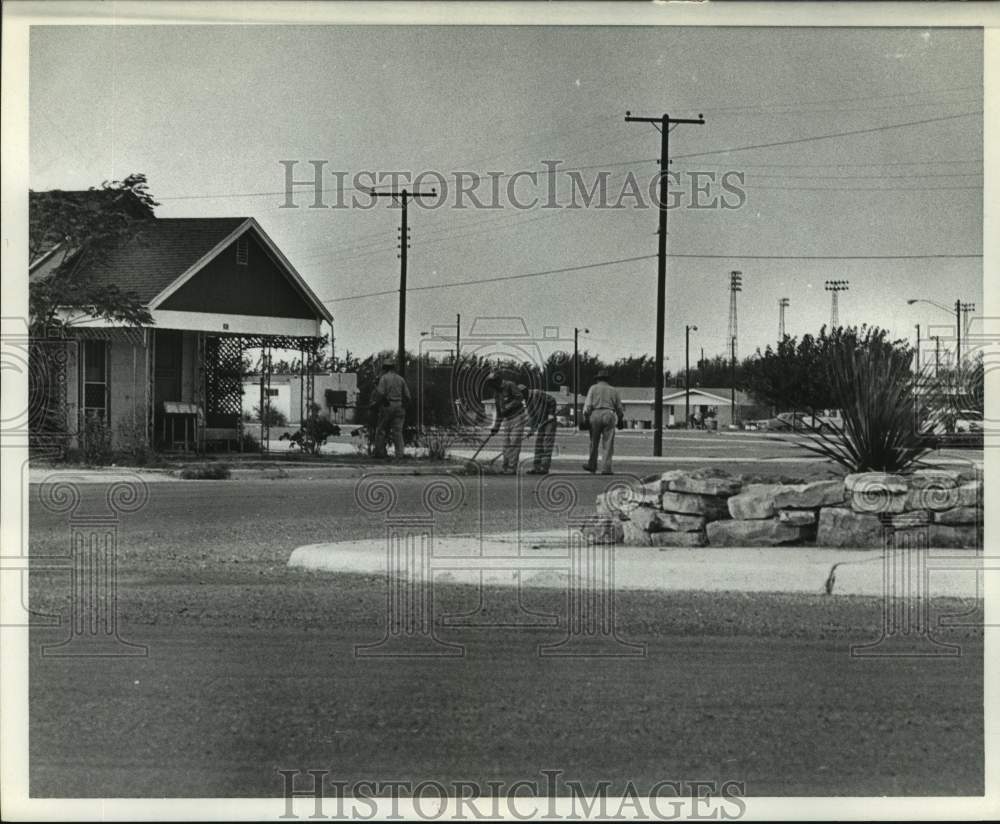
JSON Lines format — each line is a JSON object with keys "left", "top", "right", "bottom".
{"left": 625, "top": 111, "right": 705, "bottom": 125}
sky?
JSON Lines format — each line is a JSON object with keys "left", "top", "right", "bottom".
{"left": 29, "top": 24, "right": 984, "bottom": 371}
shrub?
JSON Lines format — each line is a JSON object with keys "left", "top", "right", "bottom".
{"left": 249, "top": 404, "right": 287, "bottom": 427}
{"left": 421, "top": 427, "right": 458, "bottom": 460}
{"left": 798, "top": 331, "right": 942, "bottom": 473}
{"left": 179, "top": 462, "right": 231, "bottom": 480}
{"left": 81, "top": 414, "right": 113, "bottom": 465}
{"left": 116, "top": 415, "right": 151, "bottom": 466}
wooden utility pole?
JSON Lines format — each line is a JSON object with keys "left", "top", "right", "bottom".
{"left": 367, "top": 187, "right": 437, "bottom": 376}
{"left": 625, "top": 110, "right": 705, "bottom": 456}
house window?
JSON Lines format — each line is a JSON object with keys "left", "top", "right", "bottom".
{"left": 266, "top": 388, "right": 279, "bottom": 397}
{"left": 81, "top": 340, "right": 108, "bottom": 419}
{"left": 236, "top": 236, "right": 249, "bottom": 265}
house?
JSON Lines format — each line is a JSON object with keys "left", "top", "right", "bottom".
{"left": 617, "top": 386, "right": 761, "bottom": 428}
{"left": 242, "top": 371, "right": 359, "bottom": 425}
{"left": 29, "top": 191, "right": 334, "bottom": 452}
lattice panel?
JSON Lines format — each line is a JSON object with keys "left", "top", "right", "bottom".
{"left": 204, "top": 336, "right": 244, "bottom": 420}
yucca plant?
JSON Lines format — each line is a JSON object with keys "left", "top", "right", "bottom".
{"left": 798, "top": 327, "right": 945, "bottom": 473}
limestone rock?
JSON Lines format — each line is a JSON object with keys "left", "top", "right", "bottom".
{"left": 628, "top": 506, "right": 664, "bottom": 532}
{"left": 908, "top": 469, "right": 960, "bottom": 488}
{"left": 706, "top": 518, "right": 809, "bottom": 547}
{"left": 929, "top": 523, "right": 980, "bottom": 549}
{"left": 580, "top": 517, "right": 624, "bottom": 544}
{"left": 844, "top": 472, "right": 908, "bottom": 494}
{"left": 777, "top": 509, "right": 817, "bottom": 526}
{"left": 660, "top": 490, "right": 730, "bottom": 520}
{"left": 650, "top": 530, "right": 708, "bottom": 548}
{"left": 667, "top": 474, "right": 742, "bottom": 497}
{"left": 772, "top": 480, "right": 846, "bottom": 509}
{"left": 815, "top": 507, "right": 883, "bottom": 549}
{"left": 934, "top": 507, "right": 980, "bottom": 525}
{"left": 629, "top": 506, "right": 704, "bottom": 532}
{"left": 621, "top": 520, "right": 653, "bottom": 547}
{"left": 904, "top": 485, "right": 960, "bottom": 512}
{"left": 727, "top": 485, "right": 780, "bottom": 520}
{"left": 659, "top": 512, "right": 708, "bottom": 532}
{"left": 956, "top": 481, "right": 983, "bottom": 509}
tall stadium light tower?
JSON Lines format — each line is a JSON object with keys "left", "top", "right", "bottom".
{"left": 726, "top": 271, "right": 743, "bottom": 359}
{"left": 960, "top": 302, "right": 976, "bottom": 336}
{"left": 778, "top": 297, "right": 790, "bottom": 341}
{"left": 825, "top": 280, "right": 849, "bottom": 329}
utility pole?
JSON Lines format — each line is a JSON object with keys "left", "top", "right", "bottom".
{"left": 914, "top": 323, "right": 921, "bottom": 372}
{"left": 726, "top": 271, "right": 743, "bottom": 359}
{"left": 455, "top": 313, "right": 461, "bottom": 364}
{"left": 574, "top": 327, "right": 589, "bottom": 427}
{"left": 933, "top": 335, "right": 941, "bottom": 376}
{"left": 825, "top": 280, "right": 849, "bottom": 329}
{"left": 685, "top": 325, "right": 697, "bottom": 429}
{"left": 367, "top": 187, "right": 438, "bottom": 376}
{"left": 625, "top": 109, "right": 706, "bottom": 457}
{"left": 778, "top": 297, "right": 789, "bottom": 341}
{"left": 955, "top": 298, "right": 962, "bottom": 365}
{"left": 730, "top": 336, "right": 737, "bottom": 428}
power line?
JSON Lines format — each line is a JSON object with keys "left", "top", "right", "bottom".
{"left": 747, "top": 184, "right": 981, "bottom": 192}
{"left": 701, "top": 83, "right": 981, "bottom": 115}
{"left": 665, "top": 253, "right": 981, "bottom": 260}
{"left": 322, "top": 254, "right": 658, "bottom": 303}
{"left": 744, "top": 172, "right": 981, "bottom": 180}
{"left": 672, "top": 111, "right": 982, "bottom": 161}
{"left": 678, "top": 158, "right": 981, "bottom": 168}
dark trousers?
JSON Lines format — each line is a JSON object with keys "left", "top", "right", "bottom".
{"left": 532, "top": 420, "right": 557, "bottom": 470}
{"left": 374, "top": 405, "right": 406, "bottom": 457}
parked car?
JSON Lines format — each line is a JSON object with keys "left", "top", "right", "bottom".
{"left": 954, "top": 409, "right": 983, "bottom": 433}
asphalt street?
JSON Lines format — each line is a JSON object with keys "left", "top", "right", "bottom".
{"left": 26, "top": 473, "right": 984, "bottom": 798}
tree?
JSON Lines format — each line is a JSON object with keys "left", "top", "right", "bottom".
{"left": 29, "top": 174, "right": 157, "bottom": 331}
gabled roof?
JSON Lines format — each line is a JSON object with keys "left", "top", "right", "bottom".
{"left": 617, "top": 386, "right": 753, "bottom": 405}
{"left": 34, "top": 214, "right": 333, "bottom": 324}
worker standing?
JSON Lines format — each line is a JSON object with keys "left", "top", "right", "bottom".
{"left": 484, "top": 371, "right": 526, "bottom": 474}
{"left": 581, "top": 369, "right": 624, "bottom": 475}
{"left": 370, "top": 360, "right": 410, "bottom": 459}
{"left": 520, "top": 384, "right": 558, "bottom": 475}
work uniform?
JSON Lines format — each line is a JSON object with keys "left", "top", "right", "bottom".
{"left": 372, "top": 370, "right": 410, "bottom": 458}
{"left": 524, "top": 388, "right": 558, "bottom": 473}
{"left": 582, "top": 379, "right": 624, "bottom": 474}
{"left": 490, "top": 380, "right": 526, "bottom": 473}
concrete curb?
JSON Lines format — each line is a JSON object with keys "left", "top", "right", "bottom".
{"left": 288, "top": 531, "right": 982, "bottom": 598}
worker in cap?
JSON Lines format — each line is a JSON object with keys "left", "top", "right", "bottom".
{"left": 370, "top": 359, "right": 411, "bottom": 459}
{"left": 484, "top": 370, "right": 526, "bottom": 474}
{"left": 581, "top": 368, "right": 624, "bottom": 475}
{"left": 519, "top": 383, "right": 558, "bottom": 475}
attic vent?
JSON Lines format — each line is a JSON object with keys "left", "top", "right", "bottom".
{"left": 236, "top": 236, "right": 249, "bottom": 265}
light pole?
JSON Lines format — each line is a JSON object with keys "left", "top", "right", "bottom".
{"left": 932, "top": 335, "right": 941, "bottom": 376}
{"left": 907, "top": 298, "right": 965, "bottom": 364}
{"left": 824, "top": 280, "right": 849, "bottom": 328}
{"left": 685, "top": 325, "right": 698, "bottom": 429}
{"left": 778, "top": 297, "right": 789, "bottom": 341}
{"left": 914, "top": 323, "right": 921, "bottom": 372}
{"left": 574, "top": 327, "right": 589, "bottom": 427}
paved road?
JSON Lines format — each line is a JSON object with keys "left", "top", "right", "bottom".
{"left": 26, "top": 477, "right": 984, "bottom": 797}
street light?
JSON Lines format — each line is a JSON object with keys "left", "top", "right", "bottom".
{"left": 907, "top": 297, "right": 963, "bottom": 363}
{"left": 574, "top": 327, "right": 589, "bottom": 427}
{"left": 685, "top": 325, "right": 698, "bottom": 429}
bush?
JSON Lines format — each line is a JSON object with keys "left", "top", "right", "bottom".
{"left": 116, "top": 415, "right": 151, "bottom": 466}
{"left": 421, "top": 427, "right": 458, "bottom": 460}
{"left": 249, "top": 404, "right": 287, "bottom": 427}
{"left": 799, "top": 330, "right": 941, "bottom": 473}
{"left": 81, "top": 414, "right": 113, "bottom": 465}
{"left": 179, "top": 462, "right": 231, "bottom": 480}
